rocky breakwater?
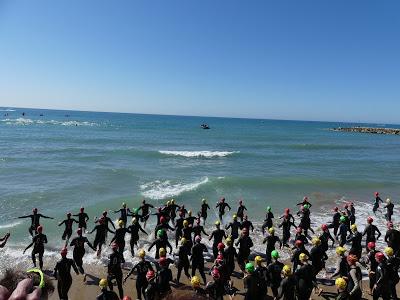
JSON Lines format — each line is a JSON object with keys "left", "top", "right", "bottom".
{"left": 332, "top": 126, "right": 400, "bottom": 135}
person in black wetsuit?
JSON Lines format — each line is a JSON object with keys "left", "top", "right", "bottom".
{"left": 209, "top": 220, "right": 226, "bottom": 259}
{"left": 0, "top": 232, "right": 10, "bottom": 248}
{"left": 262, "top": 206, "right": 274, "bottom": 234}
{"left": 181, "top": 220, "right": 193, "bottom": 250}
{"left": 263, "top": 227, "right": 282, "bottom": 265}
{"left": 23, "top": 225, "right": 47, "bottom": 269}
{"left": 58, "top": 212, "right": 78, "bottom": 242}
{"left": 319, "top": 223, "right": 335, "bottom": 252}
{"left": 167, "top": 199, "right": 180, "bottom": 225}
{"left": 225, "top": 214, "right": 241, "bottom": 242}
{"left": 291, "top": 240, "right": 310, "bottom": 272}
{"left": 18, "top": 208, "right": 54, "bottom": 236}
{"left": 385, "top": 221, "right": 400, "bottom": 256}
{"left": 243, "top": 263, "right": 261, "bottom": 300}
{"left": 148, "top": 230, "right": 173, "bottom": 259}
{"left": 107, "top": 242, "right": 124, "bottom": 299}
{"left": 364, "top": 242, "right": 378, "bottom": 295}
{"left": 373, "top": 192, "right": 383, "bottom": 214}
{"left": 144, "top": 270, "right": 159, "bottom": 300}
{"left": 280, "top": 208, "right": 296, "bottom": 224}
{"left": 373, "top": 252, "right": 390, "bottom": 300}
{"left": 329, "top": 247, "right": 348, "bottom": 279}
{"left": 297, "top": 196, "right": 312, "bottom": 208}
{"left": 114, "top": 202, "right": 132, "bottom": 227}
{"left": 53, "top": 247, "right": 78, "bottom": 300}
{"left": 294, "top": 227, "right": 309, "bottom": 245}
{"left": 279, "top": 213, "right": 296, "bottom": 248}
{"left": 89, "top": 217, "right": 115, "bottom": 257}
{"left": 346, "top": 254, "right": 362, "bottom": 300}
{"left": 73, "top": 207, "right": 89, "bottom": 232}
{"left": 254, "top": 256, "right": 268, "bottom": 300}
{"left": 95, "top": 211, "right": 116, "bottom": 241}
{"left": 192, "top": 218, "right": 208, "bottom": 243}
{"left": 384, "top": 198, "right": 394, "bottom": 222}
{"left": 335, "top": 278, "right": 349, "bottom": 300}
{"left": 69, "top": 227, "right": 95, "bottom": 279}
{"left": 223, "top": 236, "right": 237, "bottom": 276}
{"left": 206, "top": 268, "right": 225, "bottom": 300}
{"left": 185, "top": 210, "right": 197, "bottom": 227}
{"left": 347, "top": 224, "right": 362, "bottom": 259}
{"left": 110, "top": 220, "right": 129, "bottom": 260}
{"left": 235, "top": 227, "right": 253, "bottom": 272}
{"left": 236, "top": 200, "right": 247, "bottom": 222}
{"left": 297, "top": 204, "right": 314, "bottom": 236}
{"left": 328, "top": 206, "right": 341, "bottom": 237}
{"left": 127, "top": 217, "right": 148, "bottom": 257}
{"left": 278, "top": 265, "right": 296, "bottom": 300}
{"left": 199, "top": 198, "right": 210, "bottom": 225}
{"left": 124, "top": 249, "right": 153, "bottom": 300}
{"left": 216, "top": 197, "right": 231, "bottom": 222}
{"left": 138, "top": 199, "right": 154, "bottom": 228}
{"left": 152, "top": 207, "right": 169, "bottom": 227}
{"left": 336, "top": 216, "right": 350, "bottom": 247}
{"left": 295, "top": 253, "right": 321, "bottom": 300}
{"left": 384, "top": 247, "right": 400, "bottom": 300}
{"left": 362, "top": 216, "right": 381, "bottom": 251}
{"left": 309, "top": 237, "right": 328, "bottom": 276}
{"left": 267, "top": 250, "right": 284, "bottom": 298}
{"left": 240, "top": 215, "right": 254, "bottom": 232}
{"left": 158, "top": 257, "right": 173, "bottom": 297}
{"left": 96, "top": 279, "right": 119, "bottom": 300}
{"left": 175, "top": 237, "right": 191, "bottom": 283}
{"left": 174, "top": 212, "right": 185, "bottom": 247}
{"left": 191, "top": 235, "right": 208, "bottom": 284}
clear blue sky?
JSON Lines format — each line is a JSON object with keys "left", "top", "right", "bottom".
{"left": 0, "top": 1, "right": 399, "bottom": 123}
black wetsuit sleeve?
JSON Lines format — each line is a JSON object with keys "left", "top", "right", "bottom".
{"left": 41, "top": 214, "right": 54, "bottom": 219}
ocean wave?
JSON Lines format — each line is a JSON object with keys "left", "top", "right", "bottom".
{"left": 140, "top": 177, "right": 209, "bottom": 199}
{"left": 0, "top": 221, "right": 21, "bottom": 229}
{"left": 159, "top": 150, "right": 238, "bottom": 158}
{"left": 0, "top": 108, "right": 16, "bottom": 112}
{"left": 1, "top": 118, "right": 97, "bottom": 127}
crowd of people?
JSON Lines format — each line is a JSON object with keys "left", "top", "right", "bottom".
{"left": 0, "top": 192, "right": 399, "bottom": 300}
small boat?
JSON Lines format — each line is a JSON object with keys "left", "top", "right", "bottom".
{"left": 201, "top": 124, "right": 210, "bottom": 129}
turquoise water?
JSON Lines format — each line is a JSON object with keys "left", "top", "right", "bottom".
{"left": 1, "top": 107, "right": 399, "bottom": 269}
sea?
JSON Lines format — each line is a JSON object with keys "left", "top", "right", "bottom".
{"left": 1, "top": 107, "right": 399, "bottom": 273}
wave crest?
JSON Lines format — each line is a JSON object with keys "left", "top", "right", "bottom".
{"left": 1, "top": 118, "right": 97, "bottom": 127}
{"left": 159, "top": 150, "right": 238, "bottom": 158}
{"left": 140, "top": 177, "right": 209, "bottom": 199}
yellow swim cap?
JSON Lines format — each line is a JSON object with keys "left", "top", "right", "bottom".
{"left": 336, "top": 247, "right": 346, "bottom": 255}
{"left": 254, "top": 256, "right": 263, "bottom": 265}
{"left": 268, "top": 227, "right": 275, "bottom": 234}
{"left": 183, "top": 220, "right": 189, "bottom": 227}
{"left": 282, "top": 265, "right": 292, "bottom": 276}
{"left": 118, "top": 220, "right": 124, "bottom": 227}
{"left": 191, "top": 276, "right": 201, "bottom": 287}
{"left": 226, "top": 237, "right": 232, "bottom": 245}
{"left": 335, "top": 277, "right": 347, "bottom": 290}
{"left": 351, "top": 224, "right": 357, "bottom": 232}
{"left": 138, "top": 249, "right": 146, "bottom": 258}
{"left": 181, "top": 237, "right": 187, "bottom": 244}
{"left": 233, "top": 214, "right": 237, "bottom": 220}
{"left": 312, "top": 237, "right": 321, "bottom": 245}
{"left": 99, "top": 278, "right": 108, "bottom": 288}
{"left": 159, "top": 247, "right": 166, "bottom": 257}
{"left": 188, "top": 210, "right": 192, "bottom": 216}
{"left": 131, "top": 217, "right": 137, "bottom": 224}
{"left": 215, "top": 220, "right": 220, "bottom": 226}
{"left": 299, "top": 253, "right": 308, "bottom": 261}
{"left": 385, "top": 247, "right": 394, "bottom": 257}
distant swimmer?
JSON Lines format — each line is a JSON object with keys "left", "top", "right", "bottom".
{"left": 18, "top": 208, "right": 54, "bottom": 236}
{"left": 0, "top": 232, "right": 10, "bottom": 248}
{"left": 373, "top": 192, "right": 383, "bottom": 214}
{"left": 216, "top": 197, "right": 231, "bottom": 222}
{"left": 22, "top": 112, "right": 25, "bottom": 116}
{"left": 199, "top": 198, "right": 210, "bottom": 225}
{"left": 73, "top": 207, "right": 90, "bottom": 231}
{"left": 58, "top": 212, "right": 79, "bottom": 243}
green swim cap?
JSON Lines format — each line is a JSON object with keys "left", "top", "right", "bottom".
{"left": 340, "top": 216, "right": 346, "bottom": 223}
{"left": 303, "top": 204, "right": 310, "bottom": 210}
{"left": 266, "top": 206, "right": 271, "bottom": 212}
{"left": 157, "top": 229, "right": 165, "bottom": 238}
{"left": 271, "top": 250, "right": 279, "bottom": 259}
{"left": 245, "top": 262, "right": 254, "bottom": 273}
{"left": 133, "top": 208, "right": 139, "bottom": 214}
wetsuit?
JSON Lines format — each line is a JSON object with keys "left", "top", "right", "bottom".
{"left": 95, "top": 216, "right": 116, "bottom": 230}
{"left": 362, "top": 224, "right": 381, "bottom": 251}
{"left": 154, "top": 222, "right": 174, "bottom": 238}
{"left": 185, "top": 215, "right": 197, "bottom": 227}
{"left": 279, "top": 217, "right": 296, "bottom": 247}
{"left": 90, "top": 223, "right": 114, "bottom": 254}
{"left": 148, "top": 238, "right": 172, "bottom": 259}
{"left": 144, "top": 278, "right": 159, "bottom": 300}
{"left": 384, "top": 202, "right": 394, "bottom": 222}
{"left": 224, "top": 245, "right": 238, "bottom": 275}
{"left": 298, "top": 211, "right": 314, "bottom": 236}
{"left": 263, "top": 234, "right": 282, "bottom": 265}
{"left": 385, "top": 228, "right": 400, "bottom": 256}
{"left": 69, "top": 235, "right": 95, "bottom": 274}
{"left": 127, "top": 221, "right": 147, "bottom": 256}
{"left": 319, "top": 230, "right": 335, "bottom": 252}
{"left": 267, "top": 260, "right": 284, "bottom": 297}
{"left": 332, "top": 255, "right": 348, "bottom": 278}
{"left": 209, "top": 228, "right": 226, "bottom": 259}
{"left": 337, "top": 290, "right": 350, "bottom": 300}
{"left": 336, "top": 223, "right": 349, "bottom": 247}
{"left": 114, "top": 208, "right": 132, "bottom": 226}
{"left": 374, "top": 260, "right": 390, "bottom": 300}
{"left": 294, "top": 232, "right": 309, "bottom": 245}
{"left": 347, "top": 231, "right": 362, "bottom": 258}
{"left": 110, "top": 227, "right": 129, "bottom": 256}
{"left": 182, "top": 226, "right": 193, "bottom": 250}
{"left": 54, "top": 257, "right": 79, "bottom": 300}
{"left": 176, "top": 244, "right": 191, "bottom": 283}
{"left": 243, "top": 273, "right": 261, "bottom": 300}
{"left": 347, "top": 264, "right": 362, "bottom": 300}
{"left": 107, "top": 250, "right": 124, "bottom": 299}
{"left": 328, "top": 211, "right": 341, "bottom": 237}
{"left": 366, "top": 249, "right": 378, "bottom": 293}
{"left": 73, "top": 212, "right": 89, "bottom": 230}
{"left": 174, "top": 217, "right": 184, "bottom": 247}
{"left": 24, "top": 233, "right": 47, "bottom": 269}
{"left": 262, "top": 211, "right": 274, "bottom": 233}
{"left": 225, "top": 220, "right": 241, "bottom": 241}
{"left": 192, "top": 224, "right": 208, "bottom": 242}
{"left": 277, "top": 274, "right": 296, "bottom": 300}
{"left": 158, "top": 265, "right": 173, "bottom": 296}
{"left": 295, "top": 263, "right": 316, "bottom": 300}
{"left": 138, "top": 203, "right": 154, "bottom": 224}
{"left": 206, "top": 278, "right": 225, "bottom": 300}
{"left": 240, "top": 220, "right": 254, "bottom": 232}
{"left": 96, "top": 289, "right": 119, "bottom": 300}
{"left": 291, "top": 246, "right": 310, "bottom": 272}
{"left": 255, "top": 265, "right": 268, "bottom": 300}
{"left": 236, "top": 204, "right": 247, "bottom": 221}
{"left": 59, "top": 218, "right": 78, "bottom": 241}
{"left": 18, "top": 213, "right": 53, "bottom": 236}
{"left": 125, "top": 260, "right": 153, "bottom": 300}
{"left": 216, "top": 201, "right": 231, "bottom": 221}
{"left": 168, "top": 203, "right": 180, "bottom": 223}
{"left": 200, "top": 203, "right": 210, "bottom": 223}
{"left": 236, "top": 235, "right": 253, "bottom": 270}
{"left": 386, "top": 256, "right": 400, "bottom": 299}
{"left": 373, "top": 196, "right": 383, "bottom": 214}
{"left": 310, "top": 244, "right": 328, "bottom": 275}
{"left": 191, "top": 241, "right": 208, "bottom": 284}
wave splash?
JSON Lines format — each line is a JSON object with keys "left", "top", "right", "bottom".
{"left": 140, "top": 177, "right": 209, "bottom": 199}
{"left": 159, "top": 150, "right": 238, "bottom": 158}
{"left": 1, "top": 118, "right": 97, "bottom": 127}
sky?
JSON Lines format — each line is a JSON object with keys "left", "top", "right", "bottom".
{"left": 0, "top": 1, "right": 399, "bottom": 123}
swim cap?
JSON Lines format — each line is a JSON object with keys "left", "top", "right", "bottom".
{"left": 271, "top": 250, "right": 279, "bottom": 259}
{"left": 183, "top": 220, "right": 189, "bottom": 227}
{"left": 188, "top": 210, "right": 192, "bottom": 216}
{"left": 367, "top": 216, "right": 373, "bottom": 223}
{"left": 99, "top": 278, "right": 108, "bottom": 288}
{"left": 99, "top": 217, "right": 105, "bottom": 224}
{"left": 336, "top": 247, "right": 346, "bottom": 255}
{"left": 266, "top": 206, "right": 271, "bottom": 212}
{"left": 220, "top": 197, "right": 225, "bottom": 202}
{"left": 339, "top": 216, "right": 346, "bottom": 223}
{"left": 386, "top": 198, "right": 391, "bottom": 204}
{"left": 111, "top": 242, "right": 118, "bottom": 250}
{"left": 226, "top": 237, "right": 232, "bottom": 245}
{"left": 268, "top": 227, "right": 275, "bottom": 234}
{"left": 131, "top": 217, "right": 137, "bottom": 224}
{"left": 33, "top": 208, "right": 38, "bottom": 213}
{"left": 195, "top": 235, "right": 202, "bottom": 243}
{"left": 217, "top": 242, "right": 225, "bottom": 250}
{"left": 282, "top": 265, "right": 292, "bottom": 276}
{"left": 180, "top": 237, "right": 187, "bottom": 245}
{"left": 138, "top": 249, "right": 145, "bottom": 258}
{"left": 216, "top": 254, "right": 224, "bottom": 263}
{"left": 60, "top": 247, "right": 68, "bottom": 257}
{"left": 122, "top": 202, "right": 126, "bottom": 208}
{"left": 159, "top": 248, "right": 166, "bottom": 257}
{"left": 303, "top": 204, "right": 310, "bottom": 210}
{"left": 171, "top": 199, "right": 175, "bottom": 204}
{"left": 385, "top": 247, "right": 394, "bottom": 257}
{"left": 146, "top": 270, "right": 155, "bottom": 280}
{"left": 77, "top": 228, "right": 82, "bottom": 235}
{"left": 157, "top": 229, "right": 165, "bottom": 238}
{"left": 166, "top": 200, "right": 171, "bottom": 206}
{"left": 118, "top": 220, "right": 124, "bottom": 227}
{"left": 239, "top": 200, "right": 243, "bottom": 205}
{"left": 254, "top": 256, "right": 263, "bottom": 265}
{"left": 347, "top": 254, "right": 358, "bottom": 265}
{"left": 375, "top": 192, "right": 379, "bottom": 196}
{"left": 375, "top": 252, "right": 385, "bottom": 262}
{"left": 122, "top": 297, "right": 132, "bottom": 300}
{"left": 215, "top": 220, "right": 220, "bottom": 226}
{"left": 159, "top": 257, "right": 167, "bottom": 266}
{"left": 67, "top": 212, "right": 71, "bottom": 217}
{"left": 244, "top": 215, "right": 248, "bottom": 220}
{"left": 37, "top": 226, "right": 43, "bottom": 233}
{"left": 295, "top": 240, "right": 303, "bottom": 247}
{"left": 351, "top": 224, "right": 357, "bottom": 232}
{"left": 387, "top": 221, "right": 393, "bottom": 228}
{"left": 133, "top": 208, "right": 139, "bottom": 214}
{"left": 284, "top": 208, "right": 290, "bottom": 213}
{"left": 202, "top": 198, "right": 206, "bottom": 204}
{"left": 233, "top": 214, "right": 237, "bottom": 220}
{"left": 80, "top": 207, "right": 84, "bottom": 212}
{"left": 367, "top": 241, "right": 375, "bottom": 250}
{"left": 245, "top": 262, "right": 254, "bottom": 273}
{"left": 312, "top": 237, "right": 321, "bottom": 245}
{"left": 296, "top": 227, "right": 302, "bottom": 234}
{"left": 191, "top": 276, "right": 201, "bottom": 287}
{"left": 321, "top": 224, "right": 328, "bottom": 231}
{"left": 211, "top": 268, "right": 220, "bottom": 279}
{"left": 299, "top": 253, "right": 308, "bottom": 262}
{"left": 160, "top": 216, "right": 166, "bottom": 224}
{"left": 102, "top": 211, "right": 107, "bottom": 216}
{"left": 333, "top": 206, "right": 339, "bottom": 212}
{"left": 335, "top": 277, "right": 347, "bottom": 290}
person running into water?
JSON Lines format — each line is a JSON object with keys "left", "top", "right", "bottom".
{"left": 113, "top": 202, "right": 132, "bottom": 227}
{"left": 58, "top": 212, "right": 78, "bottom": 243}
{"left": 199, "top": 198, "right": 210, "bottom": 225}
{"left": 384, "top": 198, "right": 394, "bottom": 222}
{"left": 23, "top": 225, "right": 47, "bottom": 269}
{"left": 18, "top": 208, "right": 54, "bottom": 236}
{"left": 89, "top": 217, "right": 115, "bottom": 257}
{"left": 216, "top": 197, "right": 231, "bottom": 222}
{"left": 53, "top": 247, "right": 79, "bottom": 300}
{"left": 137, "top": 199, "right": 154, "bottom": 228}
{"left": 127, "top": 217, "right": 148, "bottom": 257}
{"left": 236, "top": 200, "right": 247, "bottom": 222}
{"left": 373, "top": 192, "right": 383, "bottom": 214}
{"left": 73, "top": 207, "right": 89, "bottom": 232}
{"left": 69, "top": 227, "right": 95, "bottom": 281}
{"left": 107, "top": 242, "right": 125, "bottom": 299}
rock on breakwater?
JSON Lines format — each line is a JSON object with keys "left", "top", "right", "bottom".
{"left": 332, "top": 126, "right": 400, "bottom": 135}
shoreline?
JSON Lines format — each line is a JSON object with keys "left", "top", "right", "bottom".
{"left": 332, "top": 126, "right": 400, "bottom": 135}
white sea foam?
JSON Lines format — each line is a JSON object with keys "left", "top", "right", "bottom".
{"left": 1, "top": 118, "right": 97, "bottom": 127}
{"left": 0, "top": 221, "right": 22, "bottom": 229}
{"left": 140, "top": 177, "right": 209, "bottom": 199}
{"left": 159, "top": 150, "right": 238, "bottom": 158}
{"left": 0, "top": 108, "right": 16, "bottom": 112}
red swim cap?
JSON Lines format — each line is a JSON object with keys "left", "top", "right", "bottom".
{"left": 217, "top": 242, "right": 225, "bottom": 250}
{"left": 367, "top": 217, "right": 373, "bottom": 224}
{"left": 321, "top": 224, "right": 328, "bottom": 231}
{"left": 146, "top": 270, "right": 155, "bottom": 280}
{"left": 160, "top": 216, "right": 166, "bottom": 223}
{"left": 211, "top": 268, "right": 220, "bottom": 279}
{"left": 37, "top": 225, "right": 43, "bottom": 233}
{"left": 77, "top": 228, "right": 82, "bottom": 235}
{"left": 347, "top": 254, "right": 358, "bottom": 265}
{"left": 375, "top": 252, "right": 385, "bottom": 262}
{"left": 295, "top": 240, "right": 303, "bottom": 247}
{"left": 367, "top": 242, "right": 376, "bottom": 249}
{"left": 80, "top": 207, "right": 84, "bottom": 212}
{"left": 159, "top": 257, "right": 167, "bottom": 266}
{"left": 60, "top": 247, "right": 68, "bottom": 257}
